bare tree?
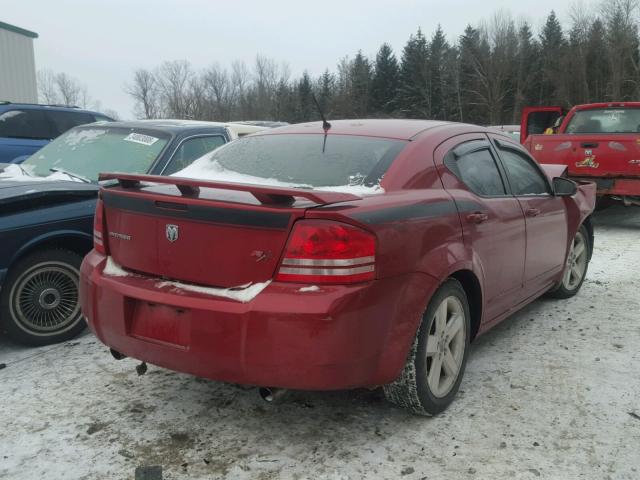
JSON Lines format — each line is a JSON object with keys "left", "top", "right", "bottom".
{"left": 37, "top": 69, "right": 59, "bottom": 104}
{"left": 55, "top": 72, "right": 90, "bottom": 107}
{"left": 125, "top": 69, "right": 159, "bottom": 119}
{"left": 156, "top": 60, "right": 194, "bottom": 118}
{"left": 230, "top": 60, "right": 250, "bottom": 119}
{"left": 203, "top": 63, "right": 233, "bottom": 120}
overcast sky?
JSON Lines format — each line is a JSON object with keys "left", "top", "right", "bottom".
{"left": 4, "top": 0, "right": 576, "bottom": 119}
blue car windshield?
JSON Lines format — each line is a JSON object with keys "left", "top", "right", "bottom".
{"left": 21, "top": 126, "right": 170, "bottom": 182}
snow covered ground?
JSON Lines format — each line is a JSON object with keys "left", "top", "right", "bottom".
{"left": 1, "top": 206, "right": 639, "bottom": 480}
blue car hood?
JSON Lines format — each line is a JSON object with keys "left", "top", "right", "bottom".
{"left": 0, "top": 178, "right": 98, "bottom": 207}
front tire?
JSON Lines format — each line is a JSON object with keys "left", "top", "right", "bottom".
{"left": 1, "top": 249, "right": 87, "bottom": 346}
{"left": 548, "top": 225, "right": 590, "bottom": 299}
{"left": 384, "top": 279, "right": 471, "bottom": 416}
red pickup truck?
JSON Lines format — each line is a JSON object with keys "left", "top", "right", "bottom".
{"left": 521, "top": 102, "right": 640, "bottom": 206}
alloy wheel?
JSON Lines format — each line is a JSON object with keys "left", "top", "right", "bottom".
{"left": 425, "top": 295, "right": 466, "bottom": 398}
{"left": 562, "top": 231, "right": 588, "bottom": 291}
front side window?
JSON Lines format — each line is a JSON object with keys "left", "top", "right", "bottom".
{"left": 175, "top": 134, "right": 406, "bottom": 190}
{"left": 164, "top": 135, "right": 226, "bottom": 175}
{"left": 0, "top": 109, "right": 52, "bottom": 140}
{"left": 565, "top": 108, "right": 640, "bottom": 134}
{"left": 498, "top": 146, "right": 550, "bottom": 196}
{"left": 445, "top": 144, "right": 506, "bottom": 196}
{"left": 21, "top": 126, "right": 170, "bottom": 182}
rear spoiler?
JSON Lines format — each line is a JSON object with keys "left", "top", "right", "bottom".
{"left": 99, "top": 173, "right": 361, "bottom": 205}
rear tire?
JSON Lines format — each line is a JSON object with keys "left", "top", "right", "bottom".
{"left": 383, "top": 279, "right": 471, "bottom": 416}
{"left": 548, "top": 225, "right": 590, "bottom": 299}
{"left": 1, "top": 249, "right": 87, "bottom": 346}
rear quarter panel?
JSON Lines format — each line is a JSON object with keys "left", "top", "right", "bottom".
{"left": 308, "top": 135, "right": 471, "bottom": 381}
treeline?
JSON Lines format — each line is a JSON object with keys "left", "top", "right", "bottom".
{"left": 126, "top": 1, "right": 640, "bottom": 126}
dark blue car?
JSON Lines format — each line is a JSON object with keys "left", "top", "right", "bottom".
{"left": 0, "top": 120, "right": 244, "bottom": 345}
{"left": 0, "top": 102, "right": 114, "bottom": 163}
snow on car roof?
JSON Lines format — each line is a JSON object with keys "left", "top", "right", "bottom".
{"left": 95, "top": 119, "right": 268, "bottom": 138}
{"left": 253, "top": 119, "right": 453, "bottom": 141}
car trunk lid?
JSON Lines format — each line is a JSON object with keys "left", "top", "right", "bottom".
{"left": 99, "top": 173, "right": 360, "bottom": 288}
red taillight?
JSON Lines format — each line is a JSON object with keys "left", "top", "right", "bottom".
{"left": 93, "top": 197, "right": 108, "bottom": 255}
{"left": 276, "top": 220, "right": 376, "bottom": 284}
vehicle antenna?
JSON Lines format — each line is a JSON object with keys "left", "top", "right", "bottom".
{"left": 312, "top": 94, "right": 331, "bottom": 152}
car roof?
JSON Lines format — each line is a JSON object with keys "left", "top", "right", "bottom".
{"left": 253, "top": 119, "right": 455, "bottom": 140}
{"left": 0, "top": 101, "right": 106, "bottom": 116}
{"left": 100, "top": 119, "right": 268, "bottom": 137}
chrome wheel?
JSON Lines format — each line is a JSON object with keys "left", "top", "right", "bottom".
{"left": 426, "top": 296, "right": 466, "bottom": 398}
{"left": 562, "top": 230, "right": 588, "bottom": 291}
{"left": 9, "top": 261, "right": 80, "bottom": 336}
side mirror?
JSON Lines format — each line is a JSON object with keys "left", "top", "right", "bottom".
{"left": 552, "top": 177, "right": 577, "bottom": 196}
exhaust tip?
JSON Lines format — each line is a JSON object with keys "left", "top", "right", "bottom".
{"left": 110, "top": 348, "right": 126, "bottom": 360}
{"left": 259, "top": 387, "right": 288, "bottom": 403}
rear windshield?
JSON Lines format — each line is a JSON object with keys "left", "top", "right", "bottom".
{"left": 565, "top": 108, "right": 640, "bottom": 134}
{"left": 22, "top": 126, "right": 170, "bottom": 182}
{"left": 176, "top": 134, "right": 406, "bottom": 192}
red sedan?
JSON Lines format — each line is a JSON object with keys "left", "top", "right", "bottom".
{"left": 80, "top": 120, "right": 596, "bottom": 415}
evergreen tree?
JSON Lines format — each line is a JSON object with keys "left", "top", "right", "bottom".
{"left": 398, "top": 29, "right": 430, "bottom": 118}
{"left": 317, "top": 69, "right": 335, "bottom": 114}
{"left": 371, "top": 43, "right": 400, "bottom": 115}
{"left": 296, "top": 71, "right": 314, "bottom": 122}
{"left": 539, "top": 11, "right": 566, "bottom": 104}
{"left": 517, "top": 22, "right": 541, "bottom": 112}
{"left": 429, "top": 25, "right": 449, "bottom": 120}
{"left": 458, "top": 25, "right": 486, "bottom": 123}
{"left": 586, "top": 19, "right": 609, "bottom": 102}
{"left": 350, "top": 51, "right": 373, "bottom": 117}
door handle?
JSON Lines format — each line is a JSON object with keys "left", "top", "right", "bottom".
{"left": 581, "top": 142, "right": 599, "bottom": 148}
{"left": 466, "top": 212, "right": 489, "bottom": 224}
{"left": 525, "top": 208, "right": 541, "bottom": 217}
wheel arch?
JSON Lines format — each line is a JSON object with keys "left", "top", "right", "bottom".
{"left": 449, "top": 269, "right": 483, "bottom": 341}
{"left": 8, "top": 231, "right": 93, "bottom": 272}
{"left": 581, "top": 215, "right": 594, "bottom": 259}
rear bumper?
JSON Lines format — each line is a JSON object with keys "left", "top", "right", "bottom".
{"left": 572, "top": 177, "right": 640, "bottom": 196}
{"left": 80, "top": 250, "right": 435, "bottom": 390}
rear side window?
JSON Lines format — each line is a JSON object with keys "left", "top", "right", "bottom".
{"left": 46, "top": 111, "right": 97, "bottom": 136}
{"left": 0, "top": 109, "right": 53, "bottom": 140}
{"left": 164, "top": 135, "right": 226, "bottom": 175}
{"left": 498, "top": 146, "right": 550, "bottom": 195}
{"left": 445, "top": 144, "right": 506, "bottom": 196}
{"left": 176, "top": 134, "right": 406, "bottom": 189}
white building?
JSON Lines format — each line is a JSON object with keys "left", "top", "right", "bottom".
{"left": 0, "top": 21, "right": 38, "bottom": 103}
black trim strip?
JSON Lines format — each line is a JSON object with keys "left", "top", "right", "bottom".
{"left": 350, "top": 200, "right": 483, "bottom": 225}
{"left": 102, "top": 191, "right": 291, "bottom": 229}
